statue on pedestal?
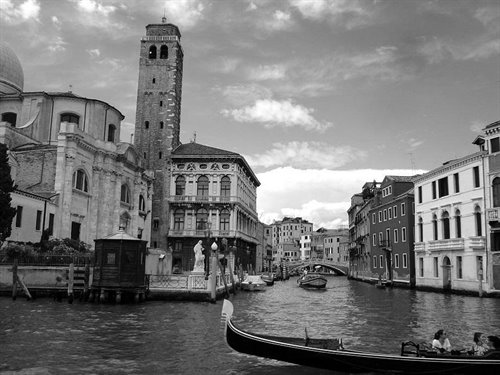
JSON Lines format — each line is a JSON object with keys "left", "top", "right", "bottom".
{"left": 192, "top": 240, "right": 205, "bottom": 273}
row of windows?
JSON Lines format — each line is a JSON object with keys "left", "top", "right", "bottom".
{"left": 2, "top": 112, "right": 117, "bottom": 142}
{"left": 372, "top": 203, "right": 406, "bottom": 224}
{"left": 372, "top": 227, "right": 407, "bottom": 246}
{"left": 417, "top": 167, "right": 481, "bottom": 203}
{"left": 171, "top": 208, "right": 231, "bottom": 231}
{"left": 373, "top": 253, "right": 408, "bottom": 268}
{"left": 417, "top": 256, "right": 483, "bottom": 279}
{"left": 144, "top": 120, "right": 165, "bottom": 129}
{"left": 14, "top": 206, "right": 54, "bottom": 234}
{"left": 416, "top": 207, "right": 482, "bottom": 241}
{"left": 381, "top": 186, "right": 392, "bottom": 197}
{"left": 72, "top": 169, "right": 145, "bottom": 210}
{"left": 175, "top": 175, "right": 231, "bottom": 197}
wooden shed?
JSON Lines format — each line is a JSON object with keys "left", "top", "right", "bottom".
{"left": 91, "top": 230, "right": 147, "bottom": 303}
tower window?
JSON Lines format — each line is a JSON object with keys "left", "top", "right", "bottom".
{"left": 160, "top": 121, "right": 164, "bottom": 129}
{"left": 143, "top": 152, "right": 147, "bottom": 159}
{"left": 149, "top": 45, "right": 157, "bottom": 59}
{"left": 145, "top": 121, "right": 149, "bottom": 129}
{"left": 160, "top": 45, "right": 168, "bottom": 59}
{"left": 107, "top": 124, "right": 116, "bottom": 142}
{"left": 159, "top": 152, "right": 162, "bottom": 159}
{"left": 152, "top": 78, "right": 156, "bottom": 84}
{"left": 160, "top": 100, "right": 163, "bottom": 107}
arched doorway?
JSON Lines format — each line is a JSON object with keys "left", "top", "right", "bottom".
{"left": 442, "top": 256, "right": 451, "bottom": 291}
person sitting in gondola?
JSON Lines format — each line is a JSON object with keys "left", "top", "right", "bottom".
{"left": 487, "top": 335, "right": 500, "bottom": 351}
{"left": 470, "top": 332, "right": 489, "bottom": 356}
{"left": 432, "top": 329, "right": 451, "bottom": 353}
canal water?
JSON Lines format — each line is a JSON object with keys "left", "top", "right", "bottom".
{"left": 1, "top": 276, "right": 499, "bottom": 375}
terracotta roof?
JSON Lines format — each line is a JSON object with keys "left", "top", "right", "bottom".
{"left": 384, "top": 175, "right": 417, "bottom": 183}
{"left": 484, "top": 120, "right": 500, "bottom": 130}
{"left": 172, "top": 142, "right": 240, "bottom": 157}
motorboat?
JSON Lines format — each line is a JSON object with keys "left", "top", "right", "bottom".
{"left": 297, "top": 273, "right": 327, "bottom": 289}
{"left": 241, "top": 275, "right": 266, "bottom": 291}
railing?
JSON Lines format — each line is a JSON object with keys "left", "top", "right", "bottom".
{"left": 469, "top": 236, "right": 485, "bottom": 250}
{"left": 414, "top": 243, "right": 425, "bottom": 252}
{"left": 147, "top": 272, "right": 233, "bottom": 290}
{"left": 0, "top": 254, "right": 93, "bottom": 266}
{"left": 487, "top": 208, "right": 499, "bottom": 221}
{"left": 428, "top": 238, "right": 464, "bottom": 251}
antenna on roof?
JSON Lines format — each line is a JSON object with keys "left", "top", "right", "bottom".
{"left": 162, "top": 9, "right": 167, "bottom": 23}
{"left": 68, "top": 84, "right": 73, "bottom": 93}
{"left": 408, "top": 152, "right": 416, "bottom": 173}
{"left": 191, "top": 131, "right": 197, "bottom": 143}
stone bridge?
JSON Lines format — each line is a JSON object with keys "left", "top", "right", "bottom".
{"left": 286, "top": 261, "right": 348, "bottom": 276}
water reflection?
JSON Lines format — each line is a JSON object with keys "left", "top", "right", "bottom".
{"left": 1, "top": 276, "right": 499, "bottom": 374}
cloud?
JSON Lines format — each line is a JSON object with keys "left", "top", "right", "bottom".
{"left": 221, "top": 99, "right": 332, "bottom": 131}
{"left": 47, "top": 36, "right": 67, "bottom": 52}
{"left": 207, "top": 56, "right": 241, "bottom": 74}
{"left": 87, "top": 48, "right": 101, "bottom": 57}
{"left": 165, "top": 0, "right": 205, "bottom": 30}
{"left": 0, "top": 0, "right": 40, "bottom": 24}
{"left": 52, "top": 15, "right": 61, "bottom": 30}
{"left": 263, "top": 9, "right": 293, "bottom": 31}
{"left": 402, "top": 138, "right": 424, "bottom": 150}
{"left": 76, "top": 0, "right": 116, "bottom": 16}
{"left": 290, "top": 0, "right": 373, "bottom": 29}
{"left": 216, "top": 84, "right": 273, "bottom": 107}
{"left": 256, "top": 167, "right": 426, "bottom": 228}
{"left": 246, "top": 64, "right": 287, "bottom": 81}
{"left": 245, "top": 141, "right": 366, "bottom": 169}
{"left": 419, "top": 36, "right": 500, "bottom": 63}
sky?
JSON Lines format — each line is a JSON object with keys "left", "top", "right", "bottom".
{"left": 1, "top": 0, "right": 499, "bottom": 229}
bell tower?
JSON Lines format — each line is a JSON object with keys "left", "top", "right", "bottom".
{"left": 134, "top": 17, "right": 183, "bottom": 249}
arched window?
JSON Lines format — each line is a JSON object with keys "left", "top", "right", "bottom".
{"left": 475, "top": 206, "right": 482, "bottom": 236}
{"left": 455, "top": 209, "right": 462, "bottom": 238}
{"left": 160, "top": 45, "right": 168, "bottom": 59}
{"left": 160, "top": 121, "right": 164, "bottom": 129}
{"left": 1, "top": 112, "right": 17, "bottom": 127}
{"left": 220, "top": 176, "right": 231, "bottom": 197}
{"left": 220, "top": 209, "right": 230, "bottom": 231}
{"left": 196, "top": 208, "right": 208, "bottom": 230}
{"left": 120, "top": 211, "right": 131, "bottom": 231}
{"left": 121, "top": 184, "right": 131, "bottom": 204}
{"left": 149, "top": 45, "right": 157, "bottom": 59}
{"left": 175, "top": 176, "right": 186, "bottom": 196}
{"left": 72, "top": 169, "right": 89, "bottom": 192}
{"left": 197, "top": 175, "right": 209, "bottom": 197}
{"left": 107, "top": 124, "right": 116, "bottom": 142}
{"left": 138, "top": 195, "right": 146, "bottom": 211}
{"left": 418, "top": 217, "right": 423, "bottom": 242}
{"left": 60, "top": 113, "right": 80, "bottom": 126}
{"left": 432, "top": 214, "right": 438, "bottom": 240}
{"left": 493, "top": 177, "right": 500, "bottom": 207}
{"left": 442, "top": 211, "right": 450, "bottom": 239}
{"left": 174, "top": 209, "right": 185, "bottom": 230}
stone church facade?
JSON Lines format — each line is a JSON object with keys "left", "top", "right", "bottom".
{"left": 0, "top": 42, "right": 152, "bottom": 246}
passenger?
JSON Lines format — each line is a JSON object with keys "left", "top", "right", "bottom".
{"left": 432, "top": 329, "right": 451, "bottom": 353}
{"left": 487, "top": 335, "right": 500, "bottom": 351}
{"left": 470, "top": 332, "right": 489, "bottom": 356}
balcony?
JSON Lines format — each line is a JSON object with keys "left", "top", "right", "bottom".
{"left": 469, "top": 236, "right": 485, "bottom": 250}
{"left": 414, "top": 243, "right": 425, "bottom": 252}
{"left": 487, "top": 208, "right": 500, "bottom": 221}
{"left": 428, "top": 238, "right": 464, "bottom": 251}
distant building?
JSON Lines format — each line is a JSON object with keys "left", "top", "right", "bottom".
{"left": 323, "top": 228, "right": 349, "bottom": 265}
{"left": 271, "top": 217, "right": 313, "bottom": 263}
{"left": 369, "top": 176, "right": 416, "bottom": 286}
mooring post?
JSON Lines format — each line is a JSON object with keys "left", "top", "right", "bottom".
{"left": 12, "top": 259, "right": 18, "bottom": 300}
{"left": 83, "top": 262, "right": 90, "bottom": 301}
{"left": 68, "top": 263, "right": 74, "bottom": 304}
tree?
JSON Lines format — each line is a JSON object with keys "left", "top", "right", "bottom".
{"left": 0, "top": 143, "right": 16, "bottom": 242}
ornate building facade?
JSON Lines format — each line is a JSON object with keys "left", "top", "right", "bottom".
{"left": 167, "top": 142, "right": 260, "bottom": 272}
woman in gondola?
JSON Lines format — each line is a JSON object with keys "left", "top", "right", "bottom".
{"left": 470, "top": 332, "right": 489, "bottom": 356}
{"left": 432, "top": 329, "right": 452, "bottom": 353}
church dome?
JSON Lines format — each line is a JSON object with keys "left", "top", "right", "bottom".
{"left": 0, "top": 42, "right": 24, "bottom": 94}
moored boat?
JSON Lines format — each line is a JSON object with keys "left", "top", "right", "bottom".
{"left": 221, "top": 299, "right": 500, "bottom": 374}
{"left": 260, "top": 273, "right": 274, "bottom": 286}
{"left": 297, "top": 273, "right": 327, "bottom": 289}
{"left": 241, "top": 275, "right": 266, "bottom": 291}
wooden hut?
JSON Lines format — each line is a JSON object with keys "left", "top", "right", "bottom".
{"left": 91, "top": 229, "right": 147, "bottom": 303}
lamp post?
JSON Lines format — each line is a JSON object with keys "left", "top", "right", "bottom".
{"left": 210, "top": 240, "right": 218, "bottom": 302}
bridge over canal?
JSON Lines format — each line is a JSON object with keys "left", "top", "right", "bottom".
{"left": 286, "top": 261, "right": 348, "bottom": 276}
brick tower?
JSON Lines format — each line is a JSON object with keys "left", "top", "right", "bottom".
{"left": 134, "top": 17, "right": 183, "bottom": 249}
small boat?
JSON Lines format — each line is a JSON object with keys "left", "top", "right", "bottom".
{"left": 260, "top": 273, "right": 274, "bottom": 286}
{"left": 297, "top": 273, "right": 327, "bottom": 289}
{"left": 221, "top": 299, "right": 500, "bottom": 374}
{"left": 240, "top": 275, "right": 266, "bottom": 291}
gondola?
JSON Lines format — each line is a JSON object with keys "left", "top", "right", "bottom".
{"left": 221, "top": 300, "right": 500, "bottom": 374}
{"left": 297, "top": 273, "right": 327, "bottom": 289}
